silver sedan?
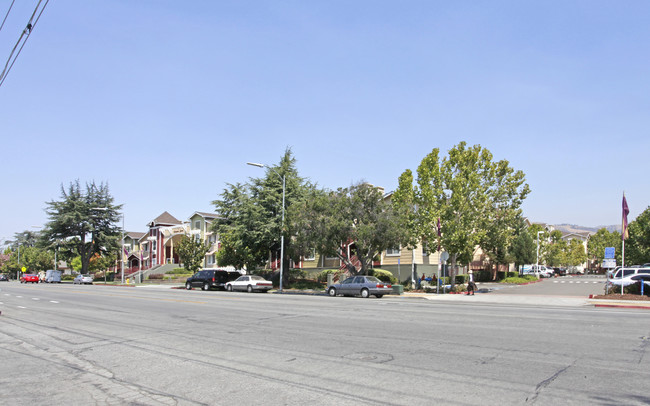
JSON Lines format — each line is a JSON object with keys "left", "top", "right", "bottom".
{"left": 327, "top": 275, "right": 392, "bottom": 298}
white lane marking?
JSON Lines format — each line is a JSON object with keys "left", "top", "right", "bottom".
{"left": 50, "top": 301, "right": 59, "bottom": 304}
{"left": 0, "top": 302, "right": 3, "bottom": 305}
{"left": 32, "top": 298, "right": 40, "bottom": 301}
{"left": 16, "top": 295, "right": 22, "bottom": 298}
{"left": 17, "top": 306, "right": 26, "bottom": 309}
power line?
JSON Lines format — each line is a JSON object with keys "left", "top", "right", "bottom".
{"left": 0, "top": 0, "right": 50, "bottom": 89}
{"left": 0, "top": 0, "right": 17, "bottom": 33}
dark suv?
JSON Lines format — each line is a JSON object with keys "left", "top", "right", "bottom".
{"left": 185, "top": 270, "right": 242, "bottom": 291}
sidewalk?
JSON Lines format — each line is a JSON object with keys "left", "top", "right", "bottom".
{"left": 400, "top": 291, "right": 650, "bottom": 309}
{"left": 130, "top": 283, "right": 650, "bottom": 309}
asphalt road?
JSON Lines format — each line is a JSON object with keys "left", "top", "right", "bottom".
{"left": 488, "top": 275, "right": 607, "bottom": 296}
{"left": 1, "top": 282, "right": 649, "bottom": 406}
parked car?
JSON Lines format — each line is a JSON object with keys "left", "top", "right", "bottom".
{"left": 0, "top": 274, "right": 8, "bottom": 281}
{"left": 611, "top": 267, "right": 650, "bottom": 279}
{"left": 327, "top": 275, "right": 393, "bottom": 298}
{"left": 185, "top": 269, "right": 242, "bottom": 291}
{"left": 20, "top": 274, "right": 39, "bottom": 283}
{"left": 553, "top": 267, "right": 567, "bottom": 276}
{"left": 606, "top": 273, "right": 650, "bottom": 289}
{"left": 225, "top": 275, "right": 273, "bottom": 293}
{"left": 73, "top": 274, "right": 94, "bottom": 284}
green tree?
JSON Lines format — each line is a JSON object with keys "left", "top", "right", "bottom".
{"left": 508, "top": 218, "right": 536, "bottom": 271}
{"left": 294, "top": 183, "right": 405, "bottom": 274}
{"left": 545, "top": 239, "right": 567, "bottom": 267}
{"left": 626, "top": 206, "right": 650, "bottom": 265}
{"left": 565, "top": 238, "right": 587, "bottom": 267}
{"left": 587, "top": 228, "right": 622, "bottom": 271}
{"left": 177, "top": 236, "right": 210, "bottom": 274}
{"left": 213, "top": 149, "right": 316, "bottom": 281}
{"left": 396, "top": 142, "right": 529, "bottom": 286}
{"left": 7, "top": 230, "right": 41, "bottom": 249}
{"left": 41, "top": 180, "right": 122, "bottom": 275}
{"left": 3, "top": 246, "right": 53, "bottom": 274}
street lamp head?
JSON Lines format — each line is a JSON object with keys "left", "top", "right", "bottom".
{"left": 246, "top": 162, "right": 265, "bottom": 168}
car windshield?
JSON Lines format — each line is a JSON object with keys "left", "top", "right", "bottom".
{"left": 251, "top": 275, "right": 266, "bottom": 281}
{"left": 365, "top": 276, "right": 381, "bottom": 283}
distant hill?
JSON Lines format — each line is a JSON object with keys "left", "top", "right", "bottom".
{"left": 552, "top": 224, "right": 620, "bottom": 234}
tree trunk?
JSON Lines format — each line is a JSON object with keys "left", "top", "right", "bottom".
{"left": 450, "top": 253, "right": 457, "bottom": 289}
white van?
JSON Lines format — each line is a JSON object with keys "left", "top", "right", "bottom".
{"left": 44, "top": 270, "right": 62, "bottom": 283}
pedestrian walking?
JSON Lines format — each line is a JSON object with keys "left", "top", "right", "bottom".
{"left": 466, "top": 270, "right": 476, "bottom": 295}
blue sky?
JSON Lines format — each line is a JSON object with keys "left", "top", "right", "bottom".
{"left": 1, "top": 1, "right": 648, "bottom": 242}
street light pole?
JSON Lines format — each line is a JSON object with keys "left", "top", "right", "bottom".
{"left": 536, "top": 231, "right": 543, "bottom": 277}
{"left": 247, "top": 162, "right": 286, "bottom": 293}
{"left": 121, "top": 213, "right": 125, "bottom": 284}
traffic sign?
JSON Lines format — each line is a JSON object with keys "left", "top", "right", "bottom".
{"left": 602, "top": 259, "right": 616, "bottom": 268}
{"left": 604, "top": 247, "right": 615, "bottom": 259}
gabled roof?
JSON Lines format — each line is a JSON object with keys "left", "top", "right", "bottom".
{"left": 126, "top": 231, "right": 146, "bottom": 240}
{"left": 191, "top": 211, "right": 219, "bottom": 220}
{"left": 149, "top": 211, "right": 182, "bottom": 227}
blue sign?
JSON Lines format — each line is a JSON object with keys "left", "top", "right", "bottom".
{"left": 604, "top": 247, "right": 615, "bottom": 259}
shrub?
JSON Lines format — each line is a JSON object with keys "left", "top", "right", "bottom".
{"left": 456, "top": 274, "right": 468, "bottom": 284}
{"left": 501, "top": 276, "right": 537, "bottom": 284}
{"left": 288, "top": 279, "right": 325, "bottom": 290}
{"left": 165, "top": 268, "right": 188, "bottom": 275}
{"left": 369, "top": 268, "right": 397, "bottom": 284}
{"left": 452, "top": 284, "right": 466, "bottom": 293}
{"left": 147, "top": 274, "right": 163, "bottom": 280}
{"left": 61, "top": 274, "right": 75, "bottom": 281}
{"left": 316, "top": 269, "right": 346, "bottom": 283}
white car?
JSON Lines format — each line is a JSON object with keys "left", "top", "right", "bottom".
{"left": 225, "top": 275, "right": 273, "bottom": 293}
{"left": 73, "top": 274, "right": 94, "bottom": 285}
{"left": 606, "top": 273, "right": 650, "bottom": 289}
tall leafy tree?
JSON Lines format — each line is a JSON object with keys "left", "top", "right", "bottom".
{"left": 294, "top": 182, "right": 404, "bottom": 274}
{"left": 396, "top": 142, "right": 529, "bottom": 286}
{"left": 626, "top": 206, "right": 650, "bottom": 265}
{"left": 479, "top": 159, "right": 531, "bottom": 279}
{"left": 587, "top": 228, "right": 622, "bottom": 271}
{"left": 213, "top": 149, "right": 316, "bottom": 281}
{"left": 41, "top": 180, "right": 122, "bottom": 275}
{"left": 2, "top": 246, "right": 53, "bottom": 274}
{"left": 177, "top": 236, "right": 210, "bottom": 274}
{"left": 508, "top": 217, "right": 536, "bottom": 271}
{"left": 7, "top": 230, "right": 41, "bottom": 249}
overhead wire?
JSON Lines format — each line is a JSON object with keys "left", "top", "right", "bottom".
{"left": 0, "top": 0, "right": 17, "bottom": 33}
{"left": 0, "top": 0, "right": 50, "bottom": 89}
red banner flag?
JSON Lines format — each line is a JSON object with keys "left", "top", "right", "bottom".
{"left": 622, "top": 194, "right": 629, "bottom": 240}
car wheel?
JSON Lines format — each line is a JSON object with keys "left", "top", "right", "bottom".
{"left": 328, "top": 287, "right": 337, "bottom": 297}
{"left": 226, "top": 284, "right": 232, "bottom": 292}
{"left": 361, "top": 288, "right": 370, "bottom": 298}
{"left": 247, "top": 285, "right": 253, "bottom": 293}
{"left": 375, "top": 294, "right": 383, "bottom": 298}
{"left": 185, "top": 282, "right": 192, "bottom": 290}
{"left": 202, "top": 283, "right": 210, "bottom": 291}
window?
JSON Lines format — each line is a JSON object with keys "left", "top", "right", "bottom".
{"left": 304, "top": 249, "right": 316, "bottom": 261}
{"left": 195, "top": 220, "right": 201, "bottom": 230}
{"left": 386, "top": 246, "right": 400, "bottom": 256}
{"left": 207, "top": 255, "right": 215, "bottom": 265}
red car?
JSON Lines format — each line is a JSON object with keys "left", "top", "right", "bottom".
{"left": 20, "top": 274, "right": 39, "bottom": 283}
